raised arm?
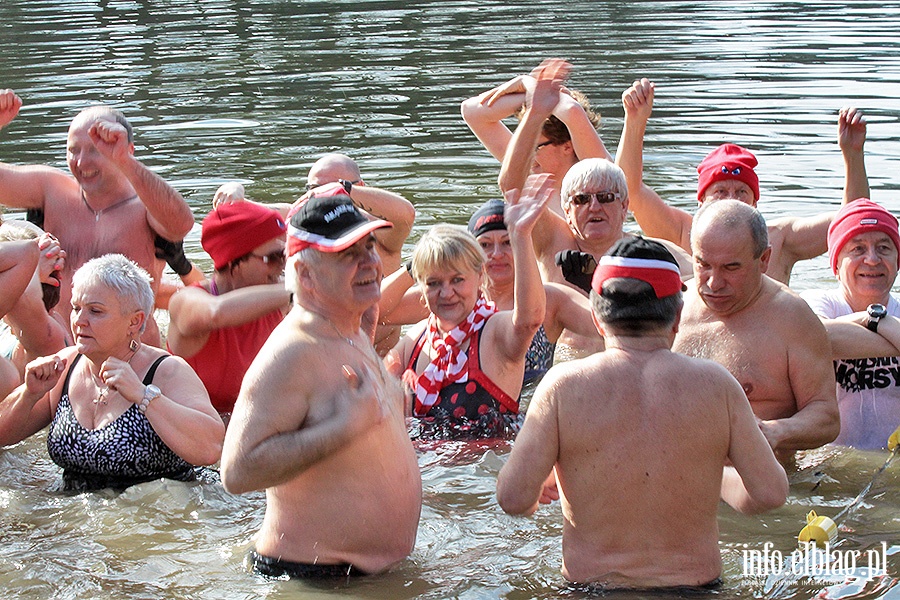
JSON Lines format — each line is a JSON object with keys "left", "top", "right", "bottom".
{"left": 543, "top": 282, "right": 602, "bottom": 341}
{"left": 0, "top": 90, "right": 73, "bottom": 210}
{"left": 839, "top": 106, "right": 869, "bottom": 203}
{"left": 346, "top": 184, "right": 415, "bottom": 261}
{"left": 88, "top": 119, "right": 195, "bottom": 241}
{"left": 616, "top": 79, "right": 692, "bottom": 250}
{"left": 0, "top": 239, "right": 40, "bottom": 318}
{"left": 460, "top": 80, "right": 521, "bottom": 162}
{"left": 494, "top": 175, "right": 551, "bottom": 362}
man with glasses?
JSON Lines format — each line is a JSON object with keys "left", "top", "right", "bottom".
{"left": 617, "top": 78, "right": 870, "bottom": 285}
{"left": 166, "top": 202, "right": 291, "bottom": 421}
{"left": 305, "top": 153, "right": 415, "bottom": 355}
{"left": 497, "top": 60, "right": 691, "bottom": 352}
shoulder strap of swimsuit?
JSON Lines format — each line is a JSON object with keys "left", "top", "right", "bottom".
{"left": 405, "top": 328, "right": 429, "bottom": 372}
{"left": 60, "top": 353, "right": 84, "bottom": 396}
{"left": 142, "top": 355, "right": 169, "bottom": 385}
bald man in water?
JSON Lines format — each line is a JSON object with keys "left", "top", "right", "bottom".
{"left": 498, "top": 236, "right": 787, "bottom": 588}
{"left": 306, "top": 153, "right": 415, "bottom": 354}
{"left": 0, "top": 90, "right": 194, "bottom": 345}
{"left": 674, "top": 200, "right": 839, "bottom": 461}
{"left": 617, "top": 78, "right": 869, "bottom": 285}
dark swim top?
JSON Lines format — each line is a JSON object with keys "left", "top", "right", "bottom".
{"left": 524, "top": 325, "right": 555, "bottom": 384}
{"left": 406, "top": 325, "right": 521, "bottom": 439}
{"left": 46, "top": 353, "right": 195, "bottom": 492}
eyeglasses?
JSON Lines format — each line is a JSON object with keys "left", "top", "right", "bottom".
{"left": 569, "top": 192, "right": 620, "bottom": 206}
{"left": 250, "top": 251, "right": 286, "bottom": 265}
{"left": 720, "top": 166, "right": 742, "bottom": 175}
{"left": 535, "top": 141, "right": 553, "bottom": 152}
{"left": 305, "top": 179, "right": 361, "bottom": 191}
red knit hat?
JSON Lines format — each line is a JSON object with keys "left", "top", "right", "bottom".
{"left": 696, "top": 143, "right": 760, "bottom": 203}
{"left": 827, "top": 198, "right": 900, "bottom": 274}
{"left": 201, "top": 203, "right": 286, "bottom": 270}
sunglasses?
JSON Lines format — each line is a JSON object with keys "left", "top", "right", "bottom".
{"left": 305, "top": 179, "right": 361, "bottom": 192}
{"left": 569, "top": 192, "right": 620, "bottom": 206}
{"left": 250, "top": 251, "right": 286, "bottom": 265}
{"left": 535, "top": 140, "right": 553, "bottom": 152}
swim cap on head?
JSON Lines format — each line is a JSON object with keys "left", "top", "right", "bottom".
{"left": 201, "top": 203, "right": 286, "bottom": 270}
{"left": 696, "top": 143, "right": 760, "bottom": 203}
{"left": 467, "top": 199, "right": 506, "bottom": 238}
{"left": 827, "top": 198, "right": 900, "bottom": 274}
{"left": 592, "top": 236, "right": 685, "bottom": 299}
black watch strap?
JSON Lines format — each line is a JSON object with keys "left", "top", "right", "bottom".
{"left": 867, "top": 318, "right": 880, "bottom": 333}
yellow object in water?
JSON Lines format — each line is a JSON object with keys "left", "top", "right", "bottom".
{"left": 888, "top": 426, "right": 900, "bottom": 451}
{"left": 798, "top": 510, "right": 838, "bottom": 548}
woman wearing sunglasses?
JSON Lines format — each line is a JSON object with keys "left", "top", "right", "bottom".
{"left": 166, "top": 201, "right": 291, "bottom": 422}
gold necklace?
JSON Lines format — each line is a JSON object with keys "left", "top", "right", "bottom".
{"left": 90, "top": 345, "right": 139, "bottom": 405}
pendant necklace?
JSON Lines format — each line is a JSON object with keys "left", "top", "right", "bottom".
{"left": 91, "top": 343, "right": 140, "bottom": 405}
{"left": 81, "top": 189, "right": 138, "bottom": 222}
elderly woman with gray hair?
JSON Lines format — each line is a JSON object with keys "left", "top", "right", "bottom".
{"left": 0, "top": 254, "right": 224, "bottom": 492}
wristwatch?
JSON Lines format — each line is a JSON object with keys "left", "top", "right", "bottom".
{"left": 866, "top": 303, "right": 887, "bottom": 332}
{"left": 139, "top": 384, "right": 162, "bottom": 414}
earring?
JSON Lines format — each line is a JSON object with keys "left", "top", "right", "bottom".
{"left": 129, "top": 338, "right": 139, "bottom": 352}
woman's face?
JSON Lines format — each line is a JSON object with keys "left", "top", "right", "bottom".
{"left": 477, "top": 229, "right": 514, "bottom": 286}
{"left": 70, "top": 282, "right": 137, "bottom": 357}
{"left": 420, "top": 262, "right": 483, "bottom": 329}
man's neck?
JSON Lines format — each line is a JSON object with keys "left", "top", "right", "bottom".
{"left": 603, "top": 332, "right": 673, "bottom": 353}
{"left": 298, "top": 295, "right": 363, "bottom": 337}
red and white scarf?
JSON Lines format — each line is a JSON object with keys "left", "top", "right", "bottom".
{"left": 412, "top": 296, "right": 497, "bottom": 415}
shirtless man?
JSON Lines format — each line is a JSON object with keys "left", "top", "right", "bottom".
{"left": 674, "top": 200, "right": 839, "bottom": 461}
{"left": 306, "top": 153, "right": 415, "bottom": 355}
{"left": 617, "top": 78, "right": 869, "bottom": 284}
{"left": 498, "top": 236, "right": 787, "bottom": 589}
{"left": 461, "top": 59, "right": 612, "bottom": 217}
{"left": 496, "top": 60, "right": 691, "bottom": 352}
{"left": 220, "top": 193, "right": 421, "bottom": 578}
{"left": 0, "top": 90, "right": 195, "bottom": 345}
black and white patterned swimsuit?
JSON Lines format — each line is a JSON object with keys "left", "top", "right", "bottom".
{"left": 46, "top": 354, "right": 195, "bottom": 492}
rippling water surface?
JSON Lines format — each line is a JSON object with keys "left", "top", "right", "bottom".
{"left": 1, "top": 2, "right": 899, "bottom": 598}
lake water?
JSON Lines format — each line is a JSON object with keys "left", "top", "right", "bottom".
{"left": 0, "top": 1, "right": 899, "bottom": 598}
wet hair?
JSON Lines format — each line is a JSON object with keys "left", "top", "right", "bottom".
{"left": 591, "top": 280, "right": 682, "bottom": 334}
{"left": 560, "top": 158, "right": 628, "bottom": 210}
{"left": 693, "top": 199, "right": 769, "bottom": 259}
{"left": 75, "top": 105, "right": 134, "bottom": 143}
{"left": 516, "top": 89, "right": 600, "bottom": 148}
{"left": 410, "top": 224, "right": 485, "bottom": 283}
{"left": 72, "top": 254, "right": 154, "bottom": 331}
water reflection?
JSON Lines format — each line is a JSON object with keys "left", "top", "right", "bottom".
{"left": 1, "top": 1, "right": 900, "bottom": 598}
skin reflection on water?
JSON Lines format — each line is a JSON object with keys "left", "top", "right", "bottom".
{"left": 0, "top": 412, "right": 898, "bottom": 599}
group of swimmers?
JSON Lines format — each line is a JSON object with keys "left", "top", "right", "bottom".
{"left": 0, "top": 57, "right": 899, "bottom": 588}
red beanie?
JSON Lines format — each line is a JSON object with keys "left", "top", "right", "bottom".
{"left": 827, "top": 198, "right": 900, "bottom": 274}
{"left": 696, "top": 143, "right": 760, "bottom": 203}
{"left": 201, "top": 203, "right": 286, "bottom": 270}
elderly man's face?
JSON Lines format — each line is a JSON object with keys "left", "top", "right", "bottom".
{"left": 564, "top": 187, "right": 628, "bottom": 243}
{"left": 836, "top": 231, "right": 899, "bottom": 305}
{"left": 692, "top": 222, "right": 770, "bottom": 316}
{"left": 314, "top": 234, "right": 383, "bottom": 310}
{"left": 700, "top": 180, "right": 756, "bottom": 206}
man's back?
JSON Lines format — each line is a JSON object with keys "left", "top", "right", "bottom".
{"left": 548, "top": 348, "right": 736, "bottom": 586}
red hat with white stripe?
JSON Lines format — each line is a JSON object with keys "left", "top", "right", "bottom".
{"left": 592, "top": 236, "right": 686, "bottom": 298}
